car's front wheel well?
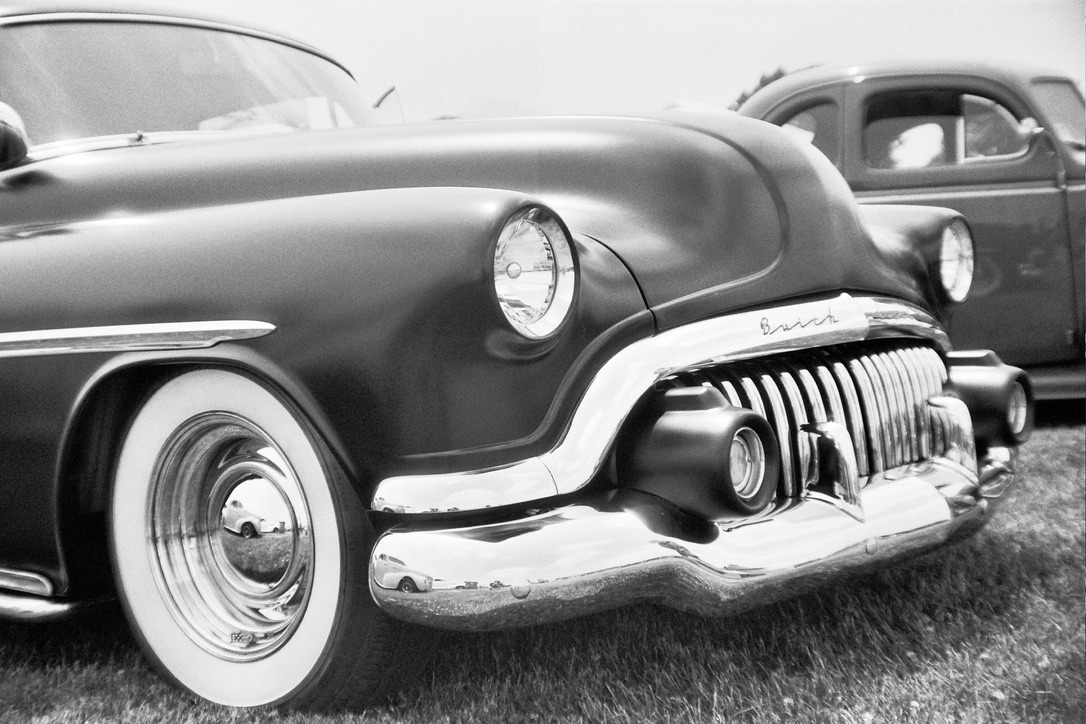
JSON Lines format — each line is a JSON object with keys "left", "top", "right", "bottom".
{"left": 57, "top": 364, "right": 186, "bottom": 597}
{"left": 58, "top": 358, "right": 384, "bottom": 600}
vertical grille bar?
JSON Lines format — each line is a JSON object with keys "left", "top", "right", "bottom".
{"left": 890, "top": 349, "right": 926, "bottom": 461}
{"left": 775, "top": 367, "right": 814, "bottom": 487}
{"left": 754, "top": 371, "right": 799, "bottom": 497}
{"left": 827, "top": 360, "right": 871, "bottom": 478}
{"left": 852, "top": 357, "right": 891, "bottom": 470}
{"left": 878, "top": 351, "right": 916, "bottom": 462}
{"left": 797, "top": 368, "right": 828, "bottom": 423}
{"left": 739, "top": 376, "right": 769, "bottom": 421}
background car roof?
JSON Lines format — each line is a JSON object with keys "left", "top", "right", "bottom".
{"left": 739, "top": 59, "right": 1075, "bottom": 115}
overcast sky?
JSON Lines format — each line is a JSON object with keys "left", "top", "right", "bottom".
{"left": 186, "top": 0, "right": 1085, "bottom": 121}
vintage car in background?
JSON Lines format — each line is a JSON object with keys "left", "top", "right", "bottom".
{"left": 0, "top": 3, "right": 1034, "bottom": 712}
{"left": 372, "top": 553, "right": 434, "bottom": 594}
{"left": 738, "top": 62, "right": 1085, "bottom": 399}
{"left": 221, "top": 499, "right": 265, "bottom": 539}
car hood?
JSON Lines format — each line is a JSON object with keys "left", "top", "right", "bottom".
{"left": 0, "top": 113, "right": 932, "bottom": 326}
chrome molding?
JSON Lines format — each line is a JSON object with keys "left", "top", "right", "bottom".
{"left": 0, "top": 591, "right": 85, "bottom": 622}
{"left": 855, "top": 185, "right": 1063, "bottom": 204}
{"left": 25, "top": 129, "right": 293, "bottom": 164}
{"left": 0, "top": 320, "right": 276, "bottom": 359}
{"left": 374, "top": 293, "right": 948, "bottom": 514}
{"left": 370, "top": 448, "right": 1014, "bottom": 631}
{"left": 856, "top": 296, "right": 949, "bottom": 347}
{"left": 0, "top": 567, "right": 53, "bottom": 597}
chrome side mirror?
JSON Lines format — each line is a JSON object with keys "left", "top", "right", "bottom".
{"left": 0, "top": 102, "right": 29, "bottom": 170}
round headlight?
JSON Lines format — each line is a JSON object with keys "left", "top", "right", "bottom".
{"left": 1007, "top": 380, "right": 1030, "bottom": 437}
{"left": 940, "top": 219, "right": 975, "bottom": 303}
{"left": 493, "top": 207, "right": 576, "bottom": 339}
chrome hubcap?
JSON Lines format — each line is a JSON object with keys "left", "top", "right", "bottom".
{"left": 148, "top": 412, "right": 313, "bottom": 662}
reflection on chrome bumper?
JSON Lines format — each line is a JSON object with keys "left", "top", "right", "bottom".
{"left": 370, "top": 450, "right": 1016, "bottom": 631}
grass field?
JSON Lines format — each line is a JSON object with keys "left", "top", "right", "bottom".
{"left": 1, "top": 403, "right": 1082, "bottom": 724}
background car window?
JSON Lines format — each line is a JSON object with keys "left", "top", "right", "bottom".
{"left": 864, "top": 89, "right": 1028, "bottom": 169}
{"left": 961, "top": 94, "right": 1028, "bottom": 159}
{"left": 865, "top": 90, "right": 959, "bottom": 168}
{"left": 781, "top": 102, "right": 840, "bottom": 160}
{"left": 1031, "top": 79, "right": 1086, "bottom": 151}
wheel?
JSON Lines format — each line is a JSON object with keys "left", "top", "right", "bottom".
{"left": 109, "top": 369, "right": 428, "bottom": 709}
{"left": 397, "top": 577, "right": 418, "bottom": 593}
{"left": 240, "top": 522, "right": 258, "bottom": 539}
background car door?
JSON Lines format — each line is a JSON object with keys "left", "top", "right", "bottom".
{"left": 841, "top": 77, "right": 1080, "bottom": 368}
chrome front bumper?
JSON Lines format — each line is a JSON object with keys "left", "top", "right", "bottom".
{"left": 370, "top": 448, "right": 1016, "bottom": 631}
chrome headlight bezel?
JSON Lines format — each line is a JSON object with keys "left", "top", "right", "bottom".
{"left": 940, "top": 218, "right": 975, "bottom": 303}
{"left": 492, "top": 207, "right": 577, "bottom": 339}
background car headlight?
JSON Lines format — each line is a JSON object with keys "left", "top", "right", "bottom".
{"left": 940, "top": 218, "right": 975, "bottom": 303}
{"left": 493, "top": 207, "right": 576, "bottom": 339}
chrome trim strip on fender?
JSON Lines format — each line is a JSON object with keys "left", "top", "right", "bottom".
{"left": 0, "top": 567, "right": 53, "bottom": 597}
{"left": 373, "top": 294, "right": 946, "bottom": 514}
{"left": 370, "top": 449, "right": 1014, "bottom": 631}
{"left": 0, "top": 321, "right": 276, "bottom": 358}
{"left": 0, "top": 591, "right": 112, "bottom": 623}
{"left": 854, "top": 185, "right": 1063, "bottom": 204}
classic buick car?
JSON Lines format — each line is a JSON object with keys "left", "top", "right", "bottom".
{"left": 738, "top": 62, "right": 1086, "bottom": 399}
{"left": 0, "top": 3, "right": 1034, "bottom": 712}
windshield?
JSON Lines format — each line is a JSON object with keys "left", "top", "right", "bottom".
{"left": 0, "top": 20, "right": 378, "bottom": 147}
{"left": 1031, "top": 79, "right": 1086, "bottom": 150}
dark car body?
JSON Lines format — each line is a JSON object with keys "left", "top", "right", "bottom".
{"left": 0, "top": 4, "right": 1035, "bottom": 711}
{"left": 738, "top": 61, "right": 1086, "bottom": 398}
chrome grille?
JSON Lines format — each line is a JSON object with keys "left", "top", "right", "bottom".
{"left": 668, "top": 341, "right": 947, "bottom": 496}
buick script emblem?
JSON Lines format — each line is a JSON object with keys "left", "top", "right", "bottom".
{"left": 760, "top": 308, "right": 840, "bottom": 336}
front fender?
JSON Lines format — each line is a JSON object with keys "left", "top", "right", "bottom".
{"left": 2, "top": 183, "right": 649, "bottom": 504}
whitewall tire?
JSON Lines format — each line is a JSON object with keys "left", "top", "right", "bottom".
{"left": 109, "top": 369, "right": 425, "bottom": 709}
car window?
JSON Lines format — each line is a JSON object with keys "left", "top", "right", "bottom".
{"left": 0, "top": 21, "right": 378, "bottom": 147}
{"left": 781, "top": 101, "right": 840, "bottom": 160}
{"left": 864, "top": 89, "right": 1028, "bottom": 169}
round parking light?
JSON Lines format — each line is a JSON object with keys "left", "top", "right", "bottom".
{"left": 721, "top": 413, "right": 779, "bottom": 515}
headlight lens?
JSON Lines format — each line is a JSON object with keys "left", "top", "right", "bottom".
{"left": 940, "top": 219, "right": 975, "bottom": 303}
{"left": 493, "top": 207, "right": 576, "bottom": 339}
{"left": 1007, "top": 380, "right": 1030, "bottom": 437}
